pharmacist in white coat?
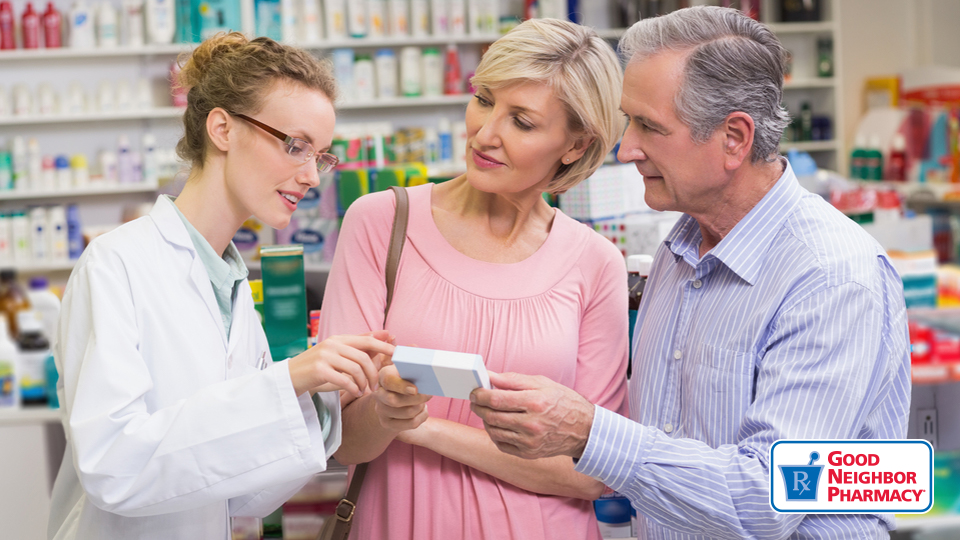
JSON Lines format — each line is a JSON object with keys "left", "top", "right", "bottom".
{"left": 47, "top": 34, "right": 394, "bottom": 540}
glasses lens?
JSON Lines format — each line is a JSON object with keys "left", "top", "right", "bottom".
{"left": 317, "top": 153, "right": 339, "bottom": 173}
{"left": 286, "top": 139, "right": 313, "bottom": 161}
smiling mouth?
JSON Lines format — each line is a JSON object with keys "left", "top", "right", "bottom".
{"left": 279, "top": 192, "right": 299, "bottom": 204}
{"left": 473, "top": 149, "right": 504, "bottom": 166}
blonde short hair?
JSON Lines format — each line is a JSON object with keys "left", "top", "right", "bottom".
{"left": 471, "top": 18, "right": 624, "bottom": 194}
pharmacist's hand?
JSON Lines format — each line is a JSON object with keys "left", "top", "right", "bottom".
{"left": 470, "top": 372, "right": 595, "bottom": 460}
{"left": 373, "top": 364, "right": 431, "bottom": 433}
{"left": 288, "top": 331, "right": 395, "bottom": 397}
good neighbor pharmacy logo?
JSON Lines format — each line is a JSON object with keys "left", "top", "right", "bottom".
{"left": 770, "top": 440, "right": 933, "bottom": 513}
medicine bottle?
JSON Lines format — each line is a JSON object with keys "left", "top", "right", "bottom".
{"left": 626, "top": 254, "right": 652, "bottom": 378}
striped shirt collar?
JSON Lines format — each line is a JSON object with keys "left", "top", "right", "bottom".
{"left": 664, "top": 158, "right": 804, "bottom": 285}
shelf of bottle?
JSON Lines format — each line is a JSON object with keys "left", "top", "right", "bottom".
{"left": 0, "top": 95, "right": 472, "bottom": 126}
{"left": 0, "top": 260, "right": 77, "bottom": 273}
{"left": 245, "top": 260, "right": 332, "bottom": 274}
{"left": 911, "top": 361, "right": 960, "bottom": 385}
{"left": 896, "top": 513, "right": 960, "bottom": 531}
{"left": 0, "top": 406, "right": 61, "bottom": 427}
{"left": 0, "top": 181, "right": 158, "bottom": 202}
{"left": 784, "top": 77, "right": 835, "bottom": 89}
{"left": 338, "top": 94, "right": 472, "bottom": 110}
{"left": 0, "top": 31, "right": 527, "bottom": 62}
{"left": 0, "top": 107, "right": 185, "bottom": 127}
{"left": 765, "top": 21, "right": 836, "bottom": 34}
{"left": 782, "top": 140, "right": 838, "bottom": 152}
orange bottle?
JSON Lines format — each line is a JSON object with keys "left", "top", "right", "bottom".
{"left": 0, "top": 269, "right": 31, "bottom": 338}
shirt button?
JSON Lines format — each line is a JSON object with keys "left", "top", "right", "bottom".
{"left": 693, "top": 279, "right": 702, "bottom": 289}
{"left": 664, "top": 423, "right": 674, "bottom": 433}
{"left": 673, "top": 350, "right": 682, "bottom": 360}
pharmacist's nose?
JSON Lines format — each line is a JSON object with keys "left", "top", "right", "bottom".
{"left": 298, "top": 160, "right": 321, "bottom": 188}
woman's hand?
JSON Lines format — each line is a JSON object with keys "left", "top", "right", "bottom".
{"left": 373, "top": 363, "right": 432, "bottom": 433}
{"left": 287, "top": 331, "right": 395, "bottom": 397}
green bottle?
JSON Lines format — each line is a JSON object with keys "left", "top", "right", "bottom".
{"left": 850, "top": 135, "right": 867, "bottom": 180}
{"left": 864, "top": 135, "right": 884, "bottom": 181}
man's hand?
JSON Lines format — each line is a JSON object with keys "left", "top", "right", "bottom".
{"left": 469, "top": 372, "right": 595, "bottom": 460}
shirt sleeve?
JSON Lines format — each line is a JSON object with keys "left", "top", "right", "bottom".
{"left": 575, "top": 281, "right": 896, "bottom": 538}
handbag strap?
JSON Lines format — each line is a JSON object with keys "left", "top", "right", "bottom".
{"left": 328, "top": 186, "right": 409, "bottom": 539}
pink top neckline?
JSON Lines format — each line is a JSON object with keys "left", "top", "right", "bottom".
{"left": 406, "top": 182, "right": 589, "bottom": 299}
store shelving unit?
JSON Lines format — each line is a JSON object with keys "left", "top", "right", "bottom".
{"left": 0, "top": 181, "right": 159, "bottom": 200}
{"left": 0, "top": 406, "right": 61, "bottom": 427}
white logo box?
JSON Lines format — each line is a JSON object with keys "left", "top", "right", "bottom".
{"left": 770, "top": 440, "right": 933, "bottom": 513}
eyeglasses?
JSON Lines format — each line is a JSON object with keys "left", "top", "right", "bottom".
{"left": 229, "top": 112, "right": 339, "bottom": 173}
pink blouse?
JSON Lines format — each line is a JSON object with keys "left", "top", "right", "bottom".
{"left": 318, "top": 183, "right": 628, "bottom": 540}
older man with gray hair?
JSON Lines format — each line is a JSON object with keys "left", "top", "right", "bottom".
{"left": 470, "top": 6, "right": 911, "bottom": 539}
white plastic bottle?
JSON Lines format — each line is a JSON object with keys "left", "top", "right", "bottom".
{"left": 27, "top": 137, "right": 42, "bottom": 192}
{"left": 421, "top": 47, "right": 442, "bottom": 97}
{"left": 47, "top": 206, "right": 68, "bottom": 262}
{"left": 96, "top": 1, "right": 118, "bottom": 48}
{"left": 144, "top": 0, "right": 174, "bottom": 44}
{"left": 142, "top": 133, "right": 158, "bottom": 184}
{"left": 0, "top": 214, "right": 11, "bottom": 264}
{"left": 121, "top": 0, "right": 144, "bottom": 46}
{"left": 17, "top": 311, "right": 51, "bottom": 406}
{"left": 117, "top": 134, "right": 136, "bottom": 183}
{"left": 280, "top": 0, "right": 296, "bottom": 42}
{"left": 99, "top": 149, "right": 118, "bottom": 183}
{"left": 429, "top": 0, "right": 446, "bottom": 35}
{"left": 388, "top": 0, "right": 407, "bottom": 36}
{"left": 367, "top": 0, "right": 384, "bottom": 37}
{"left": 400, "top": 45, "right": 421, "bottom": 97}
{"left": 300, "top": 0, "right": 321, "bottom": 42}
{"left": 374, "top": 48, "right": 397, "bottom": 99}
{"left": 353, "top": 54, "right": 375, "bottom": 102}
{"left": 438, "top": 116, "right": 452, "bottom": 165}
{"left": 11, "top": 136, "right": 27, "bottom": 191}
{"left": 11, "top": 211, "right": 31, "bottom": 264}
{"left": 0, "top": 313, "right": 18, "bottom": 409}
{"left": 29, "top": 207, "right": 48, "bottom": 263}
{"left": 448, "top": 0, "right": 464, "bottom": 35}
{"left": 324, "top": 0, "right": 346, "bottom": 40}
{"left": 27, "top": 276, "right": 60, "bottom": 345}
{"left": 69, "top": 0, "right": 96, "bottom": 49}
{"left": 346, "top": 0, "right": 366, "bottom": 38}
{"left": 410, "top": 0, "right": 427, "bottom": 36}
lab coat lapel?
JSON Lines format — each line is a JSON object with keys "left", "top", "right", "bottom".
{"left": 149, "top": 196, "right": 229, "bottom": 353}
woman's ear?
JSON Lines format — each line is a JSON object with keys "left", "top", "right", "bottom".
{"left": 562, "top": 136, "right": 595, "bottom": 165}
{"left": 206, "top": 108, "right": 233, "bottom": 152}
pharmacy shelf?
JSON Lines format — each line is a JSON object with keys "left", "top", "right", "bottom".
{"left": 0, "top": 406, "right": 61, "bottom": 427}
{"left": 896, "top": 514, "right": 960, "bottom": 531}
{"left": 0, "top": 182, "right": 158, "bottom": 202}
{"left": 912, "top": 362, "right": 960, "bottom": 385}
{"left": 784, "top": 77, "right": 836, "bottom": 89}
{"left": 338, "top": 94, "right": 472, "bottom": 110}
{"left": 0, "top": 108, "right": 184, "bottom": 127}
{"left": 0, "top": 260, "right": 77, "bottom": 273}
{"left": 0, "top": 43, "right": 190, "bottom": 61}
{"left": 245, "top": 260, "right": 332, "bottom": 274}
{"left": 782, "top": 140, "right": 839, "bottom": 152}
{"left": 765, "top": 21, "right": 837, "bottom": 34}
{"left": 0, "top": 31, "right": 515, "bottom": 63}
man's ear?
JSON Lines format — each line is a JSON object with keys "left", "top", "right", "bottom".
{"left": 722, "top": 112, "right": 755, "bottom": 170}
{"left": 206, "top": 108, "right": 232, "bottom": 152}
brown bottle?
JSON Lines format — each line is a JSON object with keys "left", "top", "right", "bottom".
{"left": 0, "top": 269, "right": 31, "bottom": 338}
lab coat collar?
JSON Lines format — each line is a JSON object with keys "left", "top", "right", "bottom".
{"left": 149, "top": 195, "right": 231, "bottom": 351}
{"left": 149, "top": 195, "right": 197, "bottom": 252}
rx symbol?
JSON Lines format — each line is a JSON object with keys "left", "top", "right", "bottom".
{"left": 792, "top": 471, "right": 810, "bottom": 494}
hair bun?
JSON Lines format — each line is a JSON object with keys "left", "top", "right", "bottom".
{"left": 177, "top": 32, "right": 250, "bottom": 91}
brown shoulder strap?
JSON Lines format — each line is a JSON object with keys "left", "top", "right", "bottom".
{"left": 326, "top": 186, "right": 409, "bottom": 540}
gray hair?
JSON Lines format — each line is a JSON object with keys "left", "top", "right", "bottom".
{"left": 619, "top": 6, "right": 789, "bottom": 163}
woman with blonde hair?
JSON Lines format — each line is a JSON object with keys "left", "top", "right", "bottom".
{"left": 47, "top": 33, "right": 393, "bottom": 540}
{"left": 319, "top": 18, "right": 628, "bottom": 539}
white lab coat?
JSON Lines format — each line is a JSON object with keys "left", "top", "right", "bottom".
{"left": 47, "top": 196, "right": 341, "bottom": 540}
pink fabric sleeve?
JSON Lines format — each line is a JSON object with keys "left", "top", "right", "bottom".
{"left": 317, "top": 190, "right": 396, "bottom": 340}
{"left": 574, "top": 240, "right": 630, "bottom": 417}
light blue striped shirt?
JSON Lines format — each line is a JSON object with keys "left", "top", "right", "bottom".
{"left": 574, "top": 161, "right": 911, "bottom": 539}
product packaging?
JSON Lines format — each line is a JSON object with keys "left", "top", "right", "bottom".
{"left": 392, "top": 345, "right": 490, "bottom": 400}
{"left": 260, "top": 244, "right": 309, "bottom": 361}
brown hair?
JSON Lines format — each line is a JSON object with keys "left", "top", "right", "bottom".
{"left": 175, "top": 32, "right": 338, "bottom": 169}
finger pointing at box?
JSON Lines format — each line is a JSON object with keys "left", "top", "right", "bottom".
{"left": 470, "top": 371, "right": 595, "bottom": 461}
